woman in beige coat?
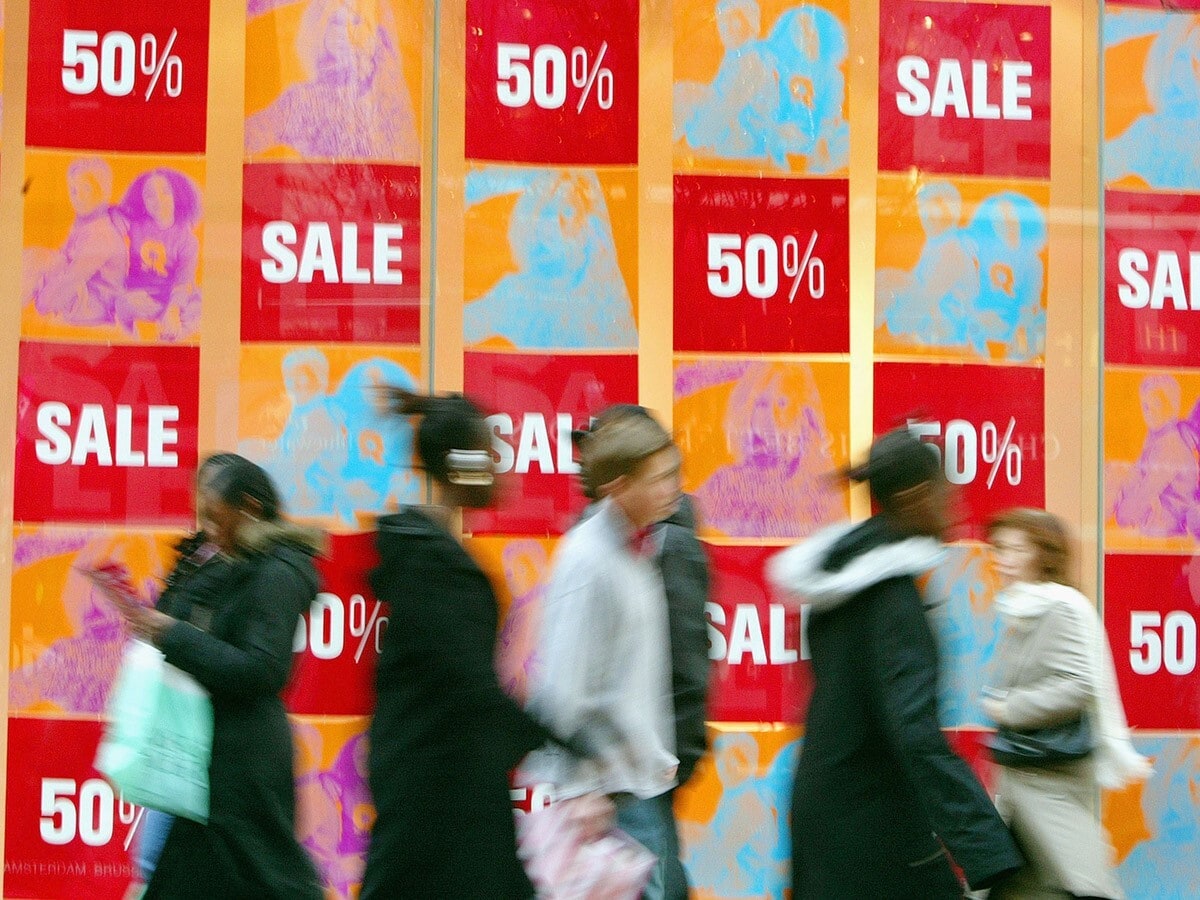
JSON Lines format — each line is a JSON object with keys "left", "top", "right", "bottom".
{"left": 983, "top": 509, "right": 1151, "bottom": 900}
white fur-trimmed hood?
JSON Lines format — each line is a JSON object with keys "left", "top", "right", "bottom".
{"left": 767, "top": 521, "right": 945, "bottom": 613}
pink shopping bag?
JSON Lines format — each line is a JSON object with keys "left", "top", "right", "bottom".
{"left": 517, "top": 794, "right": 656, "bottom": 899}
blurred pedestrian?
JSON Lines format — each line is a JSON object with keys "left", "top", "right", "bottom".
{"left": 524, "top": 411, "right": 683, "bottom": 900}
{"left": 361, "top": 390, "right": 583, "bottom": 900}
{"left": 106, "top": 454, "right": 325, "bottom": 899}
{"left": 129, "top": 452, "right": 240, "bottom": 893}
{"left": 574, "top": 405, "right": 712, "bottom": 900}
{"left": 984, "top": 508, "right": 1151, "bottom": 900}
{"left": 768, "top": 427, "right": 1023, "bottom": 897}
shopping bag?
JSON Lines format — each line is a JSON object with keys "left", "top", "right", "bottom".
{"left": 517, "top": 794, "right": 656, "bottom": 900}
{"left": 95, "top": 639, "right": 213, "bottom": 823}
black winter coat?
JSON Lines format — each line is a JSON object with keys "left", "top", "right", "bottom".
{"left": 145, "top": 522, "right": 324, "bottom": 900}
{"left": 657, "top": 495, "right": 712, "bottom": 786}
{"left": 769, "top": 518, "right": 1023, "bottom": 898}
{"left": 361, "top": 508, "right": 556, "bottom": 900}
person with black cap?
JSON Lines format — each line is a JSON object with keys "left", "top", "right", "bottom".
{"left": 767, "top": 426, "right": 1023, "bottom": 898}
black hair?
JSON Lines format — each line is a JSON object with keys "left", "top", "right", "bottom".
{"left": 382, "top": 388, "right": 491, "bottom": 483}
{"left": 203, "top": 454, "right": 282, "bottom": 521}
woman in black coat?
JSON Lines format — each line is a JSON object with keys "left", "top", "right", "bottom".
{"left": 768, "top": 428, "right": 1024, "bottom": 898}
{"left": 361, "top": 391, "right": 580, "bottom": 900}
{"left": 108, "top": 455, "right": 324, "bottom": 899}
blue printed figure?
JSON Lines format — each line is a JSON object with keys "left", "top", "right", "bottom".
{"left": 1117, "top": 737, "right": 1200, "bottom": 900}
{"left": 1106, "top": 11, "right": 1200, "bottom": 190}
{"left": 925, "top": 548, "right": 1002, "bottom": 728}
{"left": 876, "top": 182, "right": 977, "bottom": 349}
{"left": 245, "top": 351, "right": 420, "bottom": 526}
{"left": 271, "top": 348, "right": 349, "bottom": 519}
{"left": 681, "top": 733, "right": 795, "bottom": 899}
{"left": 760, "top": 6, "right": 849, "bottom": 172}
{"left": 674, "top": 1, "right": 848, "bottom": 172}
{"left": 463, "top": 167, "right": 636, "bottom": 350}
{"left": 963, "top": 191, "right": 1047, "bottom": 359}
{"left": 331, "top": 357, "right": 420, "bottom": 524}
{"left": 876, "top": 182, "right": 1047, "bottom": 359}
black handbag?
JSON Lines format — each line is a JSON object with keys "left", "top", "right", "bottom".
{"left": 987, "top": 716, "right": 1093, "bottom": 767}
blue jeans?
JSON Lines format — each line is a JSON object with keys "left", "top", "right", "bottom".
{"left": 136, "top": 809, "right": 175, "bottom": 881}
{"left": 615, "top": 791, "right": 688, "bottom": 900}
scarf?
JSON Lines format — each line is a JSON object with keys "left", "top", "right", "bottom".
{"left": 995, "top": 580, "right": 1152, "bottom": 789}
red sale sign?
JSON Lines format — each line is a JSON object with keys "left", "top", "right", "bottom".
{"left": 674, "top": 175, "right": 849, "bottom": 354}
{"left": 4, "top": 717, "right": 141, "bottom": 900}
{"left": 873, "top": 362, "right": 1045, "bottom": 539}
{"left": 285, "top": 533, "right": 385, "bottom": 717}
{"left": 241, "top": 163, "right": 421, "bottom": 344}
{"left": 463, "top": 351, "right": 638, "bottom": 535}
{"left": 14, "top": 342, "right": 199, "bottom": 526}
{"left": 1105, "top": 190, "right": 1200, "bottom": 367}
{"left": 1105, "top": 553, "right": 1200, "bottom": 730}
{"left": 706, "top": 545, "right": 811, "bottom": 724}
{"left": 25, "top": 0, "right": 210, "bottom": 153}
{"left": 465, "top": 0, "right": 638, "bottom": 165}
{"left": 878, "top": 1, "right": 1050, "bottom": 178}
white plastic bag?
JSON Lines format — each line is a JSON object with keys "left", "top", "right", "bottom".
{"left": 95, "top": 640, "right": 213, "bottom": 823}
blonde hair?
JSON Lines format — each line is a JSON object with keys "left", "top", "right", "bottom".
{"left": 580, "top": 413, "right": 673, "bottom": 493}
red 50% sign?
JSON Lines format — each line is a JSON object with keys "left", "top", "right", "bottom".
{"left": 62, "top": 28, "right": 182, "bottom": 100}
{"left": 1130, "top": 610, "right": 1197, "bottom": 677}
{"left": 510, "top": 783, "right": 555, "bottom": 816}
{"left": 907, "top": 417, "right": 1022, "bottom": 488}
{"left": 40, "top": 778, "right": 142, "bottom": 852}
{"left": 707, "top": 231, "right": 825, "bottom": 303}
{"left": 465, "top": 0, "right": 638, "bottom": 164}
{"left": 497, "top": 42, "right": 612, "bottom": 112}
{"left": 27, "top": 0, "right": 210, "bottom": 152}
{"left": 293, "top": 592, "right": 388, "bottom": 665}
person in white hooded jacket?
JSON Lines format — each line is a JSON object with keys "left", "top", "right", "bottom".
{"left": 984, "top": 508, "right": 1151, "bottom": 900}
{"left": 768, "top": 427, "right": 1023, "bottom": 898}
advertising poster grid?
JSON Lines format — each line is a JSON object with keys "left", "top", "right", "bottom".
{"left": 1102, "top": 5, "right": 1200, "bottom": 895}
{"left": 5, "top": 0, "right": 1200, "bottom": 898}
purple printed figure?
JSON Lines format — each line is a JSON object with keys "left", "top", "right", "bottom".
{"left": 1112, "top": 374, "right": 1200, "bottom": 538}
{"left": 689, "top": 360, "right": 846, "bottom": 539}
{"left": 494, "top": 540, "right": 549, "bottom": 703}
{"left": 9, "top": 535, "right": 162, "bottom": 715}
{"left": 22, "top": 157, "right": 128, "bottom": 326}
{"left": 113, "top": 168, "right": 203, "bottom": 341}
{"left": 245, "top": 0, "right": 418, "bottom": 162}
{"left": 294, "top": 725, "right": 372, "bottom": 897}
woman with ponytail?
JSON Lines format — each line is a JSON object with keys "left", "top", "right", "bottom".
{"left": 361, "top": 390, "right": 585, "bottom": 899}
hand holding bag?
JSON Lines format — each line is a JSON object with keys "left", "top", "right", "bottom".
{"left": 517, "top": 793, "right": 656, "bottom": 900}
{"left": 95, "top": 639, "right": 213, "bottom": 823}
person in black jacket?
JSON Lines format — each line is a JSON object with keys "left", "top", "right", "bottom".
{"left": 131, "top": 451, "right": 240, "bottom": 889}
{"left": 361, "top": 390, "right": 582, "bottom": 900}
{"left": 768, "top": 427, "right": 1023, "bottom": 898}
{"left": 106, "top": 454, "right": 325, "bottom": 899}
